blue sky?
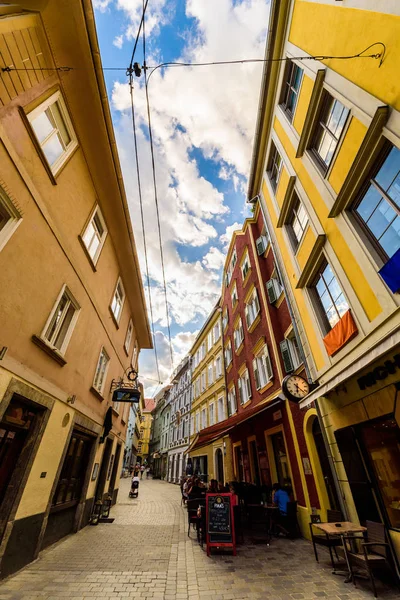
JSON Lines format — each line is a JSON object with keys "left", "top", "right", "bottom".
{"left": 93, "top": 0, "right": 270, "bottom": 394}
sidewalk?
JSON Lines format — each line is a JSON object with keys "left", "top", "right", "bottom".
{"left": 0, "top": 478, "right": 397, "bottom": 600}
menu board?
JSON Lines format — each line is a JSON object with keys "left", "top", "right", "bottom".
{"left": 207, "top": 494, "right": 233, "bottom": 544}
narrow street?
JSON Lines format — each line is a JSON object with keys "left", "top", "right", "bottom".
{"left": 0, "top": 479, "right": 397, "bottom": 600}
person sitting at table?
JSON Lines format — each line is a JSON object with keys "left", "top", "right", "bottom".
{"left": 208, "top": 479, "right": 218, "bottom": 493}
{"left": 272, "top": 482, "right": 289, "bottom": 515}
{"left": 188, "top": 477, "right": 202, "bottom": 498}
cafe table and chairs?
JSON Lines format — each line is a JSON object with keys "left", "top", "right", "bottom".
{"left": 312, "top": 520, "right": 366, "bottom": 575}
{"left": 309, "top": 510, "right": 343, "bottom": 568}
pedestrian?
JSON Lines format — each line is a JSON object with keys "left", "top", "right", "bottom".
{"left": 146, "top": 466, "right": 150, "bottom": 479}
{"left": 140, "top": 464, "right": 145, "bottom": 479}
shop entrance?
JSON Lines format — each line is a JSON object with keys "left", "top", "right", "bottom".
{"left": 312, "top": 418, "right": 340, "bottom": 511}
{"left": 271, "top": 431, "right": 292, "bottom": 489}
{"left": 108, "top": 443, "right": 122, "bottom": 504}
{"left": 234, "top": 445, "right": 244, "bottom": 482}
{"left": 249, "top": 439, "right": 261, "bottom": 485}
{"left": 215, "top": 448, "right": 224, "bottom": 483}
{"left": 96, "top": 437, "right": 113, "bottom": 500}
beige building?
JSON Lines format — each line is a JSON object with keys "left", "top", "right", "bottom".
{"left": 0, "top": 0, "right": 151, "bottom": 577}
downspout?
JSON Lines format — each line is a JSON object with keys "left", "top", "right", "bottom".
{"left": 257, "top": 197, "right": 349, "bottom": 520}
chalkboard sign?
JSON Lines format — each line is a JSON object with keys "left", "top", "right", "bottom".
{"left": 206, "top": 493, "right": 236, "bottom": 556}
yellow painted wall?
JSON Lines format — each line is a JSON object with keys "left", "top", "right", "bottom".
{"left": 16, "top": 400, "right": 73, "bottom": 519}
{"left": 296, "top": 225, "right": 316, "bottom": 271}
{"left": 290, "top": 2, "right": 400, "bottom": 112}
{"left": 328, "top": 117, "right": 367, "bottom": 194}
{"left": 273, "top": 117, "right": 382, "bottom": 323}
{"left": 275, "top": 168, "right": 290, "bottom": 208}
{"left": 293, "top": 74, "right": 313, "bottom": 136}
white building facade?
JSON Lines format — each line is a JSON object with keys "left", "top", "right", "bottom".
{"left": 167, "top": 356, "right": 192, "bottom": 484}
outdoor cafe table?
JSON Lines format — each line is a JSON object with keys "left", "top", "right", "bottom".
{"left": 313, "top": 521, "right": 367, "bottom": 579}
{"left": 247, "top": 504, "right": 279, "bottom": 544}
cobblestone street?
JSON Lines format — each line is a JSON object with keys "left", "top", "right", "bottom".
{"left": 0, "top": 479, "right": 398, "bottom": 600}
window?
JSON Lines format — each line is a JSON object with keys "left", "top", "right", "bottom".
{"left": 231, "top": 248, "right": 237, "bottom": 269}
{"left": 209, "top": 403, "right": 215, "bottom": 426}
{"left": 256, "top": 234, "right": 269, "bottom": 256}
{"left": 231, "top": 284, "right": 238, "bottom": 307}
{"left": 253, "top": 346, "right": 273, "bottom": 390}
{"left": 81, "top": 206, "right": 107, "bottom": 265}
{"left": 280, "top": 332, "right": 301, "bottom": 373}
{"left": 201, "top": 371, "right": 206, "bottom": 391}
{"left": 312, "top": 261, "right": 349, "bottom": 331}
{"left": 238, "top": 369, "right": 252, "bottom": 404}
{"left": 280, "top": 61, "right": 303, "bottom": 121}
{"left": 132, "top": 341, "right": 139, "bottom": 368}
{"left": 311, "top": 92, "right": 349, "bottom": 172}
{"left": 222, "top": 310, "right": 229, "bottom": 330}
{"left": 27, "top": 91, "right": 77, "bottom": 175}
{"left": 227, "top": 386, "right": 237, "bottom": 417}
{"left": 93, "top": 347, "right": 110, "bottom": 395}
{"left": 195, "top": 379, "right": 200, "bottom": 398}
{"left": 207, "top": 330, "right": 213, "bottom": 350}
{"left": 190, "top": 415, "right": 194, "bottom": 435}
{"left": 124, "top": 320, "right": 134, "bottom": 354}
{"left": 234, "top": 318, "right": 244, "bottom": 350}
{"left": 353, "top": 143, "right": 400, "bottom": 260}
{"left": 111, "top": 278, "right": 125, "bottom": 324}
{"left": 266, "top": 278, "right": 283, "bottom": 304}
{"left": 195, "top": 412, "right": 200, "bottom": 433}
{"left": 0, "top": 187, "right": 21, "bottom": 252}
{"left": 267, "top": 142, "right": 283, "bottom": 191}
{"left": 225, "top": 340, "right": 232, "bottom": 366}
{"left": 288, "top": 194, "right": 309, "bottom": 250}
{"left": 241, "top": 252, "right": 250, "bottom": 280}
{"left": 208, "top": 363, "right": 213, "bottom": 386}
{"left": 42, "top": 286, "right": 80, "bottom": 353}
{"left": 201, "top": 409, "right": 207, "bottom": 430}
{"left": 215, "top": 355, "right": 222, "bottom": 378}
{"left": 213, "top": 321, "right": 221, "bottom": 342}
{"left": 201, "top": 342, "right": 206, "bottom": 360}
{"left": 245, "top": 288, "right": 260, "bottom": 329}
{"left": 217, "top": 397, "right": 225, "bottom": 422}
{"left": 52, "top": 430, "right": 91, "bottom": 508}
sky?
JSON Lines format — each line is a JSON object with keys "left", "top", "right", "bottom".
{"left": 93, "top": 0, "right": 270, "bottom": 395}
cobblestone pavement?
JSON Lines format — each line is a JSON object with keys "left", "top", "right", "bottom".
{"left": 0, "top": 478, "right": 398, "bottom": 600}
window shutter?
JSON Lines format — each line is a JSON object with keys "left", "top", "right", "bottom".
{"left": 253, "top": 358, "right": 261, "bottom": 389}
{"left": 266, "top": 279, "right": 278, "bottom": 303}
{"left": 280, "top": 339, "right": 294, "bottom": 373}
{"left": 263, "top": 347, "right": 273, "bottom": 380}
{"left": 246, "top": 373, "right": 252, "bottom": 399}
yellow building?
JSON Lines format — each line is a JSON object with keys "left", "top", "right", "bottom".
{"left": 249, "top": 0, "right": 400, "bottom": 564}
{"left": 187, "top": 303, "right": 233, "bottom": 483}
{"left": 0, "top": 0, "right": 151, "bottom": 577}
{"left": 137, "top": 398, "right": 154, "bottom": 463}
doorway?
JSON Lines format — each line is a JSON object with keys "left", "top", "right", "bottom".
{"left": 108, "top": 443, "right": 122, "bottom": 504}
{"left": 312, "top": 418, "right": 340, "bottom": 511}
{"left": 96, "top": 438, "right": 113, "bottom": 501}
{"left": 234, "top": 445, "right": 244, "bottom": 482}
{"left": 249, "top": 439, "right": 261, "bottom": 485}
{"left": 215, "top": 448, "right": 224, "bottom": 483}
{"left": 271, "top": 431, "right": 292, "bottom": 489}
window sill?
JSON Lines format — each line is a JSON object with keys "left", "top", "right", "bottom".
{"left": 90, "top": 386, "right": 105, "bottom": 401}
{"left": 112, "top": 408, "right": 120, "bottom": 417}
{"left": 31, "top": 335, "right": 67, "bottom": 366}
{"left": 275, "top": 292, "right": 285, "bottom": 308}
{"left": 242, "top": 269, "right": 252, "bottom": 287}
{"left": 109, "top": 306, "right": 120, "bottom": 329}
{"left": 226, "top": 362, "right": 233, "bottom": 373}
{"left": 235, "top": 342, "right": 244, "bottom": 356}
{"left": 247, "top": 314, "right": 261, "bottom": 333}
{"left": 241, "top": 398, "right": 252, "bottom": 408}
{"left": 257, "top": 380, "right": 274, "bottom": 395}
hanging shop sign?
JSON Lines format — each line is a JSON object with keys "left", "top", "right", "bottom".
{"left": 357, "top": 354, "right": 400, "bottom": 391}
{"left": 110, "top": 368, "right": 141, "bottom": 403}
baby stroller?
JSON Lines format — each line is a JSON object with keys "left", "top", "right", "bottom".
{"left": 129, "top": 480, "right": 139, "bottom": 498}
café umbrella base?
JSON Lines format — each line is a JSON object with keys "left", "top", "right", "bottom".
{"left": 206, "top": 493, "right": 236, "bottom": 556}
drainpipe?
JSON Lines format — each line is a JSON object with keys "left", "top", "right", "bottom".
{"left": 256, "top": 196, "right": 349, "bottom": 520}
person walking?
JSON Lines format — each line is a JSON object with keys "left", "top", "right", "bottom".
{"left": 140, "top": 464, "right": 145, "bottom": 479}
{"left": 146, "top": 466, "right": 150, "bottom": 479}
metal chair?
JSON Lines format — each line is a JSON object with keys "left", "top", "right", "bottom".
{"left": 343, "top": 520, "right": 397, "bottom": 598}
{"left": 309, "top": 509, "right": 343, "bottom": 568}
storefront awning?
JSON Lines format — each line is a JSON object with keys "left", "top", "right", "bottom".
{"left": 300, "top": 329, "right": 400, "bottom": 409}
{"left": 187, "top": 396, "right": 284, "bottom": 454}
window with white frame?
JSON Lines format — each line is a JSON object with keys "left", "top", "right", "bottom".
{"left": 311, "top": 92, "right": 349, "bottom": 172}
{"left": 190, "top": 415, "right": 195, "bottom": 435}
{"left": 225, "top": 340, "right": 232, "bottom": 366}
{"left": 241, "top": 252, "right": 251, "bottom": 280}
{"left": 238, "top": 369, "right": 252, "bottom": 404}
{"left": 217, "top": 397, "right": 225, "bottom": 422}
{"left": 81, "top": 205, "right": 107, "bottom": 265}
{"left": 27, "top": 91, "right": 78, "bottom": 175}
{"left": 222, "top": 310, "right": 228, "bottom": 330}
{"left": 201, "top": 408, "right": 207, "bottom": 429}
{"left": 227, "top": 386, "right": 237, "bottom": 417}
{"left": 201, "top": 342, "right": 206, "bottom": 360}
{"left": 93, "top": 347, "right": 110, "bottom": 395}
{"left": 245, "top": 288, "right": 260, "bottom": 329}
{"left": 215, "top": 355, "right": 222, "bottom": 378}
{"left": 231, "top": 284, "right": 238, "bottom": 308}
{"left": 201, "top": 371, "right": 206, "bottom": 391}
{"left": 280, "top": 61, "right": 303, "bottom": 122}
{"left": 124, "top": 319, "right": 134, "bottom": 354}
{"left": 213, "top": 320, "right": 221, "bottom": 341}
{"left": 267, "top": 142, "right": 283, "bottom": 191}
{"left": 195, "top": 412, "right": 200, "bottom": 433}
{"left": 288, "top": 194, "right": 309, "bottom": 251}
{"left": 208, "top": 363, "right": 213, "bottom": 386}
{"left": 110, "top": 278, "right": 125, "bottom": 324}
{"left": 207, "top": 330, "right": 213, "bottom": 350}
{"left": 0, "top": 186, "right": 22, "bottom": 253}
{"left": 209, "top": 403, "right": 215, "bottom": 426}
{"left": 253, "top": 346, "right": 273, "bottom": 390}
{"left": 42, "top": 286, "right": 80, "bottom": 353}
{"left": 234, "top": 318, "right": 244, "bottom": 350}
{"left": 280, "top": 332, "right": 302, "bottom": 374}
{"left": 195, "top": 379, "right": 200, "bottom": 397}
{"left": 132, "top": 341, "right": 139, "bottom": 367}
{"left": 311, "top": 260, "right": 349, "bottom": 332}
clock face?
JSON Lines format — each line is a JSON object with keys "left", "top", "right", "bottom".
{"left": 284, "top": 375, "right": 309, "bottom": 399}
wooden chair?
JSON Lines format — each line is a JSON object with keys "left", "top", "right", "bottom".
{"left": 343, "top": 520, "right": 396, "bottom": 598}
{"left": 309, "top": 509, "right": 343, "bottom": 568}
{"left": 187, "top": 499, "right": 201, "bottom": 537}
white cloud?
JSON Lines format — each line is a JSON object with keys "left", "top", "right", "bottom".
{"left": 93, "top": 0, "right": 113, "bottom": 11}
{"left": 113, "top": 34, "right": 124, "bottom": 49}
{"left": 202, "top": 247, "right": 226, "bottom": 271}
{"left": 220, "top": 222, "right": 243, "bottom": 250}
